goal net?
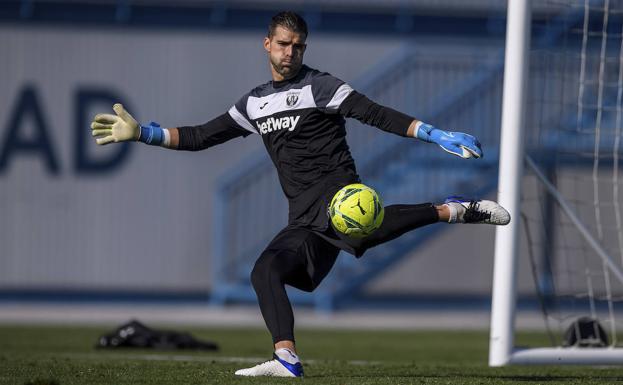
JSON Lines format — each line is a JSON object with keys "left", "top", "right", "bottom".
{"left": 490, "top": 0, "right": 623, "bottom": 365}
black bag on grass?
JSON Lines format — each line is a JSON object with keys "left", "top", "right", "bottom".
{"left": 562, "top": 316, "right": 608, "bottom": 347}
{"left": 97, "top": 319, "right": 218, "bottom": 351}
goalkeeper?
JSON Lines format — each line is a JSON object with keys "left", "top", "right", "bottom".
{"left": 91, "top": 11, "right": 510, "bottom": 378}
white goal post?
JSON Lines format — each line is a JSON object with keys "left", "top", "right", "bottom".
{"left": 489, "top": 0, "right": 623, "bottom": 366}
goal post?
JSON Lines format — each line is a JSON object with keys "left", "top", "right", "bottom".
{"left": 489, "top": 0, "right": 531, "bottom": 367}
{"left": 490, "top": 0, "right": 623, "bottom": 366}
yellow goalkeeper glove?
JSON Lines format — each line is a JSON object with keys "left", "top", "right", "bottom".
{"left": 91, "top": 103, "right": 140, "bottom": 145}
{"left": 91, "top": 104, "right": 165, "bottom": 146}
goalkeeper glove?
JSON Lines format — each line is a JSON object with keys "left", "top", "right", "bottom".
{"left": 91, "top": 103, "right": 165, "bottom": 146}
{"left": 415, "top": 122, "right": 483, "bottom": 159}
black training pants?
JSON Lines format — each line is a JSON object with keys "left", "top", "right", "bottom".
{"left": 250, "top": 203, "right": 439, "bottom": 344}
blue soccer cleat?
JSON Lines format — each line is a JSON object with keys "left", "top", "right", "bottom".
{"left": 444, "top": 196, "right": 510, "bottom": 225}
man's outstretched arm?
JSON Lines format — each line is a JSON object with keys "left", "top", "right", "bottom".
{"left": 91, "top": 104, "right": 250, "bottom": 150}
{"left": 338, "top": 91, "right": 483, "bottom": 159}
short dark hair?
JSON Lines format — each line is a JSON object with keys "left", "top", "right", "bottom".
{"left": 268, "top": 11, "right": 308, "bottom": 38}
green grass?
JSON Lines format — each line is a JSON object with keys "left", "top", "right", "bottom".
{"left": 1, "top": 324, "right": 622, "bottom": 384}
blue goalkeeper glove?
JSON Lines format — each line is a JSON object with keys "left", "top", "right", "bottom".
{"left": 415, "top": 122, "right": 483, "bottom": 159}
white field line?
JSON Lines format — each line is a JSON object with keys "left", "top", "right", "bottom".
{"left": 0, "top": 304, "right": 496, "bottom": 329}
{"left": 60, "top": 352, "right": 382, "bottom": 366}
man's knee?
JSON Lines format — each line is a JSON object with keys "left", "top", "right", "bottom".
{"left": 250, "top": 251, "right": 276, "bottom": 289}
{"left": 250, "top": 249, "right": 313, "bottom": 292}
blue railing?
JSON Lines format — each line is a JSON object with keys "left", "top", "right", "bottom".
{"left": 210, "top": 44, "right": 505, "bottom": 310}
{"left": 210, "top": 3, "right": 606, "bottom": 311}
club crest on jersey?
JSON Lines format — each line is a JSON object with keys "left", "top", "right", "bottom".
{"left": 286, "top": 92, "right": 300, "bottom": 108}
{"left": 256, "top": 115, "right": 301, "bottom": 135}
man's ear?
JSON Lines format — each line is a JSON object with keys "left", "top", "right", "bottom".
{"left": 263, "top": 36, "right": 271, "bottom": 53}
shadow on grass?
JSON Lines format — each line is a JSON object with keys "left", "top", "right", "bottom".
{"left": 307, "top": 364, "right": 623, "bottom": 383}
{"left": 24, "top": 379, "right": 60, "bottom": 385}
{"left": 496, "top": 375, "right": 623, "bottom": 382}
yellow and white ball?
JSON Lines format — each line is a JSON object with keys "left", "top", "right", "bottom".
{"left": 329, "top": 183, "right": 384, "bottom": 239}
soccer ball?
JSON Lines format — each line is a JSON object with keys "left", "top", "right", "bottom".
{"left": 329, "top": 183, "right": 384, "bottom": 239}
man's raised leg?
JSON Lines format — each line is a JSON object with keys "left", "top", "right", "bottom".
{"left": 352, "top": 198, "right": 509, "bottom": 251}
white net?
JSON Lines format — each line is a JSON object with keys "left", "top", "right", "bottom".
{"left": 521, "top": 0, "right": 623, "bottom": 347}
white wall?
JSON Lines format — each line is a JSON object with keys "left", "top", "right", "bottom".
{"left": 0, "top": 25, "right": 403, "bottom": 291}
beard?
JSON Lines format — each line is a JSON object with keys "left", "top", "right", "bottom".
{"left": 270, "top": 56, "right": 302, "bottom": 80}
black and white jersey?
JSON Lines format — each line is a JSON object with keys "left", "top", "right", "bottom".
{"left": 177, "top": 65, "right": 414, "bottom": 230}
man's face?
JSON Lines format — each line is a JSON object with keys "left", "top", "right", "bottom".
{"left": 264, "top": 26, "right": 307, "bottom": 81}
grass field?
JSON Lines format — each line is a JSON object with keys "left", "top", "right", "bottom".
{"left": 1, "top": 324, "right": 622, "bottom": 384}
